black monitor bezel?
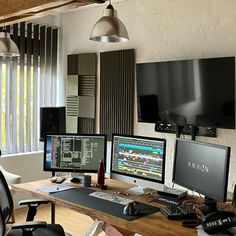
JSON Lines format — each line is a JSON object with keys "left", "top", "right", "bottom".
{"left": 172, "top": 138, "right": 230, "bottom": 202}
{"left": 110, "top": 133, "right": 167, "bottom": 185}
{"left": 43, "top": 132, "right": 107, "bottom": 173}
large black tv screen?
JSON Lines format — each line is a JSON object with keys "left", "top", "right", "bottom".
{"left": 136, "top": 57, "right": 235, "bottom": 129}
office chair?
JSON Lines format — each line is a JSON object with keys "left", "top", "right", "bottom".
{"left": 0, "top": 170, "right": 66, "bottom": 236}
{"left": 0, "top": 164, "right": 21, "bottom": 223}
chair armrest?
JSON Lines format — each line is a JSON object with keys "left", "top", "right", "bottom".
{"left": 11, "top": 221, "right": 47, "bottom": 230}
{"left": 19, "top": 199, "right": 50, "bottom": 221}
{"left": 19, "top": 199, "right": 50, "bottom": 206}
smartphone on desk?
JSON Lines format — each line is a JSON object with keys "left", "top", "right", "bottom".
{"left": 201, "top": 211, "right": 236, "bottom": 234}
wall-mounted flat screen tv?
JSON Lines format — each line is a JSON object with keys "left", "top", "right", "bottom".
{"left": 136, "top": 56, "right": 235, "bottom": 129}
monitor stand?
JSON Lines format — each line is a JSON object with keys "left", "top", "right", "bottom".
{"left": 125, "top": 186, "right": 156, "bottom": 195}
{"left": 70, "top": 173, "right": 85, "bottom": 183}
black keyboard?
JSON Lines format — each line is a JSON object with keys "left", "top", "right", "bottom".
{"left": 160, "top": 203, "right": 196, "bottom": 220}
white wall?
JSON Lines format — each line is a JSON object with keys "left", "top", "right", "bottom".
{"left": 61, "top": 0, "right": 236, "bottom": 192}
{"left": 0, "top": 152, "right": 51, "bottom": 207}
{"left": 0, "top": 152, "right": 51, "bottom": 182}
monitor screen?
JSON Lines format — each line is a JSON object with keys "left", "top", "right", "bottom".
{"left": 43, "top": 133, "right": 107, "bottom": 173}
{"left": 136, "top": 57, "right": 235, "bottom": 129}
{"left": 110, "top": 134, "right": 166, "bottom": 192}
{"left": 173, "top": 138, "right": 230, "bottom": 202}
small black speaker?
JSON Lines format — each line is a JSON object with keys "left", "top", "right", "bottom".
{"left": 232, "top": 184, "right": 236, "bottom": 208}
{"left": 40, "top": 107, "right": 66, "bottom": 142}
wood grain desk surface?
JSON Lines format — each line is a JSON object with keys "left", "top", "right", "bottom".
{"left": 12, "top": 176, "right": 197, "bottom": 236}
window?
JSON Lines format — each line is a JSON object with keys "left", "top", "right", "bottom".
{"left": 0, "top": 23, "right": 60, "bottom": 155}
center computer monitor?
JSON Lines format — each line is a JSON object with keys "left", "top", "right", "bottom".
{"left": 173, "top": 138, "right": 230, "bottom": 213}
{"left": 110, "top": 134, "right": 166, "bottom": 194}
{"left": 43, "top": 133, "right": 107, "bottom": 174}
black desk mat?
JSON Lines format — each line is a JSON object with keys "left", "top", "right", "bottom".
{"left": 51, "top": 187, "right": 160, "bottom": 221}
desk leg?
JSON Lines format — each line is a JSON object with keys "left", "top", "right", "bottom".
{"left": 51, "top": 202, "right": 55, "bottom": 224}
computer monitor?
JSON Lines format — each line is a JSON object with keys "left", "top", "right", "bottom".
{"left": 110, "top": 134, "right": 166, "bottom": 194}
{"left": 43, "top": 133, "right": 107, "bottom": 174}
{"left": 173, "top": 138, "right": 230, "bottom": 213}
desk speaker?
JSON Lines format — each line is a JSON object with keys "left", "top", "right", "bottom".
{"left": 40, "top": 107, "right": 66, "bottom": 142}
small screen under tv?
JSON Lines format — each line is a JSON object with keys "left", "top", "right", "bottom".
{"left": 136, "top": 56, "right": 235, "bottom": 129}
{"left": 43, "top": 133, "right": 107, "bottom": 173}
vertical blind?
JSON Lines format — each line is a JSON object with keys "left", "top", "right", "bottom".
{"left": 0, "top": 22, "right": 59, "bottom": 155}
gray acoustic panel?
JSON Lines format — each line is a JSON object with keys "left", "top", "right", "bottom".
{"left": 66, "top": 96, "right": 95, "bottom": 118}
{"left": 66, "top": 96, "right": 79, "bottom": 116}
{"left": 78, "top": 96, "right": 95, "bottom": 118}
{"left": 67, "top": 53, "right": 97, "bottom": 134}
{"left": 78, "top": 75, "right": 96, "bottom": 96}
{"left": 78, "top": 53, "right": 96, "bottom": 76}
{"left": 100, "top": 49, "right": 135, "bottom": 140}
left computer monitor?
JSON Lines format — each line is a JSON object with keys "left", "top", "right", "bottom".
{"left": 43, "top": 133, "right": 107, "bottom": 173}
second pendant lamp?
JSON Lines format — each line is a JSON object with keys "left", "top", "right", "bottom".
{"left": 0, "top": 29, "right": 19, "bottom": 57}
{"left": 89, "top": 0, "right": 129, "bottom": 43}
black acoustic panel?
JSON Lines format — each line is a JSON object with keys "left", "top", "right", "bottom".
{"left": 77, "top": 118, "right": 95, "bottom": 133}
{"left": 67, "top": 53, "right": 96, "bottom": 76}
{"left": 40, "top": 107, "right": 66, "bottom": 141}
{"left": 67, "top": 54, "right": 78, "bottom": 75}
{"left": 100, "top": 49, "right": 135, "bottom": 140}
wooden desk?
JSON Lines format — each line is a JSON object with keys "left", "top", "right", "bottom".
{"left": 12, "top": 176, "right": 197, "bottom": 236}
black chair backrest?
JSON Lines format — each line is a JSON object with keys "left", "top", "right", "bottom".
{"left": 0, "top": 207, "right": 6, "bottom": 236}
{"left": 0, "top": 171, "right": 14, "bottom": 225}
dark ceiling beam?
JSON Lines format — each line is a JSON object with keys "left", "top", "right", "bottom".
{"left": 0, "top": 0, "right": 107, "bottom": 25}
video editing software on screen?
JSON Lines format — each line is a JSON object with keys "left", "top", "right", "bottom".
{"left": 112, "top": 136, "right": 165, "bottom": 181}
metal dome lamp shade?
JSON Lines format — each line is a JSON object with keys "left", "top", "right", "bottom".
{"left": 89, "top": 0, "right": 129, "bottom": 43}
{"left": 0, "top": 28, "right": 20, "bottom": 57}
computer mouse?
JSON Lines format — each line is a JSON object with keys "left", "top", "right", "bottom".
{"left": 123, "top": 202, "right": 139, "bottom": 216}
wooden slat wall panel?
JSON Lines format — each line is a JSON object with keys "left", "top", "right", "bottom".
{"left": 77, "top": 118, "right": 94, "bottom": 134}
{"left": 100, "top": 49, "right": 135, "bottom": 141}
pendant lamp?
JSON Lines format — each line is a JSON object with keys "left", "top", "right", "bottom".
{"left": 89, "top": 0, "right": 129, "bottom": 43}
{"left": 0, "top": 28, "right": 20, "bottom": 57}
